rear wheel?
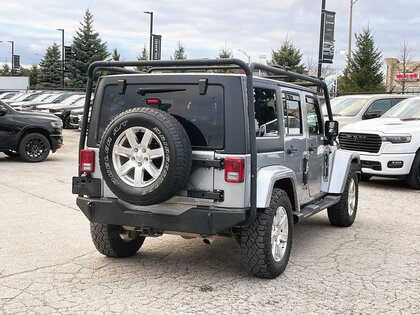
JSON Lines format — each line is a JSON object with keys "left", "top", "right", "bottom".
{"left": 18, "top": 133, "right": 50, "bottom": 162}
{"left": 328, "top": 164, "right": 359, "bottom": 227}
{"left": 240, "top": 189, "right": 293, "bottom": 279}
{"left": 90, "top": 223, "right": 145, "bottom": 258}
{"left": 407, "top": 152, "right": 420, "bottom": 190}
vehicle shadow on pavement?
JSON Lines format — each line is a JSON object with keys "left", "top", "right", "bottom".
{"left": 361, "top": 177, "right": 413, "bottom": 190}
{"left": 93, "top": 215, "right": 339, "bottom": 278}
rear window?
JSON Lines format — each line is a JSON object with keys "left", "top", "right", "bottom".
{"left": 97, "top": 84, "right": 225, "bottom": 149}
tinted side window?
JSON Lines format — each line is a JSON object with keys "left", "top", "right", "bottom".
{"left": 254, "top": 88, "right": 278, "bottom": 137}
{"left": 306, "top": 97, "right": 321, "bottom": 135}
{"left": 391, "top": 98, "right": 406, "bottom": 106}
{"left": 367, "top": 99, "right": 392, "bottom": 115}
{"left": 283, "top": 93, "right": 302, "bottom": 135}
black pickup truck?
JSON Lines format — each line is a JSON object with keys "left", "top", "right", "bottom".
{"left": 0, "top": 101, "right": 63, "bottom": 162}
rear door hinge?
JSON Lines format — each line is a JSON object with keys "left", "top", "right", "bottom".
{"left": 187, "top": 189, "right": 224, "bottom": 201}
{"left": 192, "top": 158, "right": 224, "bottom": 169}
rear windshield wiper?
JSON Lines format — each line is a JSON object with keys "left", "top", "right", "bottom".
{"left": 137, "top": 88, "right": 186, "bottom": 96}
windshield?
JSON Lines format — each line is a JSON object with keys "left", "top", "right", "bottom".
{"left": 41, "top": 94, "right": 59, "bottom": 102}
{"left": 61, "top": 95, "right": 84, "bottom": 105}
{"left": 72, "top": 97, "right": 85, "bottom": 106}
{"left": 324, "top": 97, "right": 370, "bottom": 117}
{"left": 382, "top": 98, "right": 420, "bottom": 119}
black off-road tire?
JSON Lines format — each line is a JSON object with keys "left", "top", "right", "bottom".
{"left": 90, "top": 223, "right": 145, "bottom": 258}
{"left": 360, "top": 174, "right": 372, "bottom": 181}
{"left": 240, "top": 189, "right": 293, "bottom": 279}
{"left": 328, "top": 164, "right": 359, "bottom": 227}
{"left": 407, "top": 152, "right": 420, "bottom": 190}
{"left": 99, "top": 107, "right": 192, "bottom": 206}
{"left": 3, "top": 150, "right": 20, "bottom": 158}
{"left": 18, "top": 133, "right": 50, "bottom": 162}
{"left": 63, "top": 115, "right": 72, "bottom": 129}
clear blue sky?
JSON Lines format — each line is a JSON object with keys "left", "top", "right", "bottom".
{"left": 0, "top": 0, "right": 418, "bottom": 75}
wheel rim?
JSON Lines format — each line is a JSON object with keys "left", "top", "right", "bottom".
{"left": 347, "top": 178, "right": 356, "bottom": 216}
{"left": 112, "top": 126, "right": 165, "bottom": 188}
{"left": 271, "top": 206, "right": 289, "bottom": 262}
{"left": 25, "top": 137, "right": 47, "bottom": 160}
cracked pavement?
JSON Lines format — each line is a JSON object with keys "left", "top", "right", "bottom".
{"left": 0, "top": 130, "right": 419, "bottom": 314}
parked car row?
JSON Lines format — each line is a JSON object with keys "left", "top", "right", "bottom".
{"left": 0, "top": 100, "right": 63, "bottom": 162}
{"left": 0, "top": 89, "right": 88, "bottom": 163}
{"left": 0, "top": 90, "right": 87, "bottom": 129}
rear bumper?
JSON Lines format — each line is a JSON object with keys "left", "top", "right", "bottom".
{"left": 76, "top": 196, "right": 247, "bottom": 235}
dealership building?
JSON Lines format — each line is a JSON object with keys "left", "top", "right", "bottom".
{"left": 385, "top": 58, "right": 420, "bottom": 93}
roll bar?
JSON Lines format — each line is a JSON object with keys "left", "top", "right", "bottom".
{"left": 79, "top": 58, "right": 334, "bottom": 226}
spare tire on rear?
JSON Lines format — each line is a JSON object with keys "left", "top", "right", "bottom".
{"left": 99, "top": 107, "right": 192, "bottom": 206}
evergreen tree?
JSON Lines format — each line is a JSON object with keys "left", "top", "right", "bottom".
{"left": 0, "top": 63, "right": 11, "bottom": 76}
{"left": 339, "top": 27, "right": 385, "bottom": 93}
{"left": 39, "top": 42, "right": 61, "bottom": 87}
{"left": 270, "top": 39, "right": 305, "bottom": 77}
{"left": 172, "top": 41, "right": 187, "bottom": 60}
{"left": 69, "top": 9, "right": 109, "bottom": 88}
{"left": 215, "top": 45, "right": 234, "bottom": 73}
{"left": 111, "top": 48, "right": 121, "bottom": 61}
{"left": 29, "top": 65, "right": 40, "bottom": 87}
{"left": 217, "top": 45, "right": 233, "bottom": 59}
{"left": 136, "top": 46, "right": 149, "bottom": 72}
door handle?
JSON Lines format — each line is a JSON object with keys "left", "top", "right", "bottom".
{"left": 308, "top": 146, "right": 314, "bottom": 152}
{"left": 286, "top": 146, "right": 298, "bottom": 155}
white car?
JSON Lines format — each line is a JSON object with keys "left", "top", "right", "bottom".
{"left": 339, "top": 97, "right": 420, "bottom": 189}
{"left": 323, "top": 94, "right": 410, "bottom": 129}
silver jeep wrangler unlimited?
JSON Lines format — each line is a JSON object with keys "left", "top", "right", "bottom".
{"left": 73, "top": 59, "right": 360, "bottom": 279}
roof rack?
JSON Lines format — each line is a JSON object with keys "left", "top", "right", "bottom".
{"left": 147, "top": 65, "right": 241, "bottom": 73}
{"left": 80, "top": 58, "right": 333, "bottom": 227}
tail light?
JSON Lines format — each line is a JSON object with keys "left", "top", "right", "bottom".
{"left": 224, "top": 157, "right": 245, "bottom": 183}
{"left": 80, "top": 150, "right": 94, "bottom": 172}
{"left": 146, "top": 98, "right": 160, "bottom": 105}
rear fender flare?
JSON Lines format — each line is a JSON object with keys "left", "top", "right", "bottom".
{"left": 256, "top": 165, "right": 299, "bottom": 210}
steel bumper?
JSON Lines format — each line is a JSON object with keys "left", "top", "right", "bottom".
{"left": 76, "top": 196, "right": 247, "bottom": 235}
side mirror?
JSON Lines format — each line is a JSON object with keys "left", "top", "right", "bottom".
{"left": 0, "top": 105, "right": 7, "bottom": 116}
{"left": 363, "top": 111, "right": 381, "bottom": 120}
{"left": 325, "top": 120, "right": 339, "bottom": 139}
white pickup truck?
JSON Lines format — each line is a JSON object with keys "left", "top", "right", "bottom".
{"left": 339, "top": 97, "right": 420, "bottom": 189}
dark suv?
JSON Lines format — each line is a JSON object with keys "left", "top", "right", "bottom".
{"left": 0, "top": 101, "right": 63, "bottom": 162}
{"left": 73, "top": 59, "right": 360, "bottom": 278}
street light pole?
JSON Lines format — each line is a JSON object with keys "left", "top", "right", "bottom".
{"left": 317, "top": 0, "right": 326, "bottom": 80}
{"left": 9, "top": 41, "right": 14, "bottom": 75}
{"left": 348, "top": 0, "right": 359, "bottom": 60}
{"left": 57, "top": 29, "right": 64, "bottom": 88}
{"left": 144, "top": 11, "right": 153, "bottom": 60}
{"left": 237, "top": 49, "right": 250, "bottom": 64}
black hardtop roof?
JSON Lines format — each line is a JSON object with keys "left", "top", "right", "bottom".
{"left": 102, "top": 72, "right": 318, "bottom": 96}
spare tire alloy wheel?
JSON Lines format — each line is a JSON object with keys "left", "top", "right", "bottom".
{"left": 113, "top": 126, "right": 165, "bottom": 188}
{"left": 99, "top": 107, "right": 192, "bottom": 206}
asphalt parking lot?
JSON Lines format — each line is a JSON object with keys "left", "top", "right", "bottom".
{"left": 0, "top": 129, "right": 419, "bottom": 314}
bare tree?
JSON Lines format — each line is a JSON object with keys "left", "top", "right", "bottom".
{"left": 306, "top": 56, "right": 337, "bottom": 79}
{"left": 395, "top": 41, "right": 415, "bottom": 94}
